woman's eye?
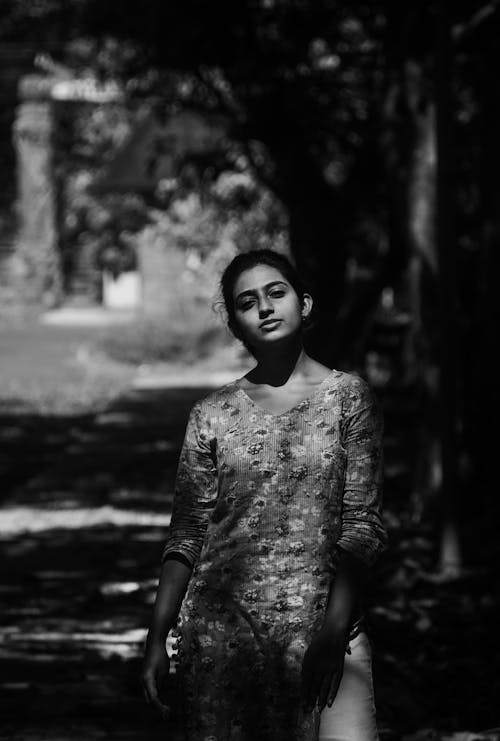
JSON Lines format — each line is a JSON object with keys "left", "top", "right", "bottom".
{"left": 239, "top": 301, "right": 254, "bottom": 311}
{"left": 270, "top": 290, "right": 285, "bottom": 298}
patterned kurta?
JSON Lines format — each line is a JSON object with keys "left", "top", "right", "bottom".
{"left": 161, "top": 369, "right": 388, "bottom": 741}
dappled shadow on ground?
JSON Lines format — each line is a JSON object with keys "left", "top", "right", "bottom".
{"left": 369, "top": 534, "right": 500, "bottom": 739}
{"left": 0, "top": 386, "right": 208, "bottom": 509}
{"left": 0, "top": 386, "right": 213, "bottom": 741}
{"left": 1, "top": 386, "right": 499, "bottom": 740}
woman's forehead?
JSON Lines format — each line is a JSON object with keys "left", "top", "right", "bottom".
{"left": 233, "top": 264, "right": 288, "bottom": 294}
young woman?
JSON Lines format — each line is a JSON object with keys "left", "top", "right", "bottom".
{"left": 142, "top": 249, "right": 388, "bottom": 741}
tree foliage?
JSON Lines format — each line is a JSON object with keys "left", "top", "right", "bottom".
{"left": 3, "top": 0, "right": 500, "bottom": 525}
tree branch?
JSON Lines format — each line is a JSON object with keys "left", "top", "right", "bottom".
{"left": 452, "top": 1, "right": 500, "bottom": 44}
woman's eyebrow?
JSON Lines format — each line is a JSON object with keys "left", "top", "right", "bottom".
{"left": 236, "top": 281, "right": 287, "bottom": 301}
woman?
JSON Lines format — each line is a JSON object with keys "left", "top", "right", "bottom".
{"left": 142, "top": 249, "right": 388, "bottom": 741}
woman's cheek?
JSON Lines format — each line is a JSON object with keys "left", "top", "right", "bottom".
{"left": 238, "top": 315, "right": 259, "bottom": 339}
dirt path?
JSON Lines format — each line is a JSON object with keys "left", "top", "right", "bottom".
{"left": 0, "top": 382, "right": 212, "bottom": 741}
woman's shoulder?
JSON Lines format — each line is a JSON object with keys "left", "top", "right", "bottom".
{"left": 188, "top": 379, "right": 241, "bottom": 418}
{"left": 331, "top": 370, "right": 378, "bottom": 409}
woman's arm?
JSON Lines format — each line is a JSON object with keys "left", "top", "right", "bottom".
{"left": 323, "top": 376, "right": 387, "bottom": 637}
{"left": 301, "top": 551, "right": 369, "bottom": 716}
{"left": 322, "top": 547, "right": 367, "bottom": 634}
{"left": 141, "top": 559, "right": 192, "bottom": 719}
{"left": 301, "top": 377, "right": 387, "bottom": 715}
{"left": 334, "top": 377, "right": 387, "bottom": 569}
{"left": 160, "top": 402, "right": 218, "bottom": 567}
{"left": 146, "top": 558, "right": 193, "bottom": 647}
{"left": 142, "top": 401, "right": 218, "bottom": 717}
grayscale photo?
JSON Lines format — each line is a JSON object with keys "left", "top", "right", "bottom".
{"left": 0, "top": 2, "right": 498, "bottom": 740}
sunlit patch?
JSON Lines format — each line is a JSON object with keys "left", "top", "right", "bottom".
{"left": 131, "top": 531, "right": 164, "bottom": 541}
{"left": 95, "top": 411, "right": 151, "bottom": 426}
{"left": 0, "top": 506, "right": 171, "bottom": 536}
{"left": 99, "top": 581, "right": 141, "bottom": 596}
{"left": 34, "top": 570, "right": 89, "bottom": 580}
{"left": 0, "top": 627, "right": 179, "bottom": 665}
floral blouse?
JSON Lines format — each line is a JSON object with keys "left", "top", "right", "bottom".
{"left": 161, "top": 369, "right": 387, "bottom": 741}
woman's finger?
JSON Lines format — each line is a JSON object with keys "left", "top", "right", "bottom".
{"left": 304, "top": 666, "right": 326, "bottom": 712}
{"left": 142, "top": 672, "right": 170, "bottom": 718}
{"left": 300, "top": 658, "right": 315, "bottom": 711}
{"left": 326, "top": 669, "right": 343, "bottom": 708}
{"left": 300, "top": 650, "right": 314, "bottom": 708}
{"left": 141, "top": 674, "right": 151, "bottom": 703}
{"left": 317, "top": 670, "right": 335, "bottom": 713}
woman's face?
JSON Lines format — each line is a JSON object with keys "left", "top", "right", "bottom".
{"left": 232, "top": 264, "right": 312, "bottom": 350}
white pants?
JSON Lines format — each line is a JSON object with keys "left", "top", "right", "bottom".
{"left": 317, "top": 630, "right": 379, "bottom": 741}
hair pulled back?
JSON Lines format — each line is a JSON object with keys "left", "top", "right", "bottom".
{"left": 219, "top": 250, "right": 315, "bottom": 352}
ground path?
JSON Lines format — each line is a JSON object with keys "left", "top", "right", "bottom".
{"left": 1, "top": 379, "right": 216, "bottom": 740}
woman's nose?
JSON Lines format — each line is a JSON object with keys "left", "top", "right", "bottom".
{"left": 258, "top": 299, "right": 273, "bottom": 316}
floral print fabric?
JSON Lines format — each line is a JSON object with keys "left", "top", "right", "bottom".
{"left": 162, "top": 369, "right": 387, "bottom": 741}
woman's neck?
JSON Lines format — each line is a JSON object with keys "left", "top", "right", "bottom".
{"left": 247, "top": 343, "right": 313, "bottom": 387}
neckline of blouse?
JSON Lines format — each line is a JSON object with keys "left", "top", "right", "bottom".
{"left": 231, "top": 368, "right": 340, "bottom": 418}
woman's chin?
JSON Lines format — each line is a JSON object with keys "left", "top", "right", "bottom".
{"left": 252, "top": 327, "right": 301, "bottom": 348}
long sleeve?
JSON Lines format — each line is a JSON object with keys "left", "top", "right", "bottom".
{"left": 161, "top": 402, "right": 218, "bottom": 568}
{"left": 336, "top": 377, "right": 388, "bottom": 568}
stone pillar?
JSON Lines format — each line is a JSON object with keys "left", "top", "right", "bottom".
{"left": 12, "top": 75, "right": 62, "bottom": 307}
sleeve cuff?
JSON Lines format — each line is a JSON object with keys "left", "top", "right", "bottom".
{"left": 335, "top": 535, "right": 387, "bottom": 569}
{"left": 161, "top": 551, "right": 194, "bottom": 569}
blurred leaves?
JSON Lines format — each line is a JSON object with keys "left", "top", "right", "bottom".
{"left": 148, "top": 166, "right": 288, "bottom": 257}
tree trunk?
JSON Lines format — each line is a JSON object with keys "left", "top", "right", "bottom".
{"left": 434, "top": 0, "right": 461, "bottom": 577}
{"left": 287, "top": 189, "right": 348, "bottom": 367}
{"left": 475, "top": 49, "right": 500, "bottom": 525}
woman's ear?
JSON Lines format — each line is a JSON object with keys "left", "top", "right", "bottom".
{"left": 301, "top": 293, "right": 313, "bottom": 321}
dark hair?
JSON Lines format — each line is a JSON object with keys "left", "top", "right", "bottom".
{"left": 219, "top": 249, "right": 315, "bottom": 353}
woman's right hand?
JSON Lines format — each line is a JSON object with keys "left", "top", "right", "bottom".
{"left": 141, "top": 637, "right": 171, "bottom": 719}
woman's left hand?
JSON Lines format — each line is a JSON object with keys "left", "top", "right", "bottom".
{"left": 300, "top": 624, "right": 349, "bottom": 714}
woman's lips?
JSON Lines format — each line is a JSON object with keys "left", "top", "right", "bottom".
{"left": 260, "top": 319, "right": 282, "bottom": 330}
